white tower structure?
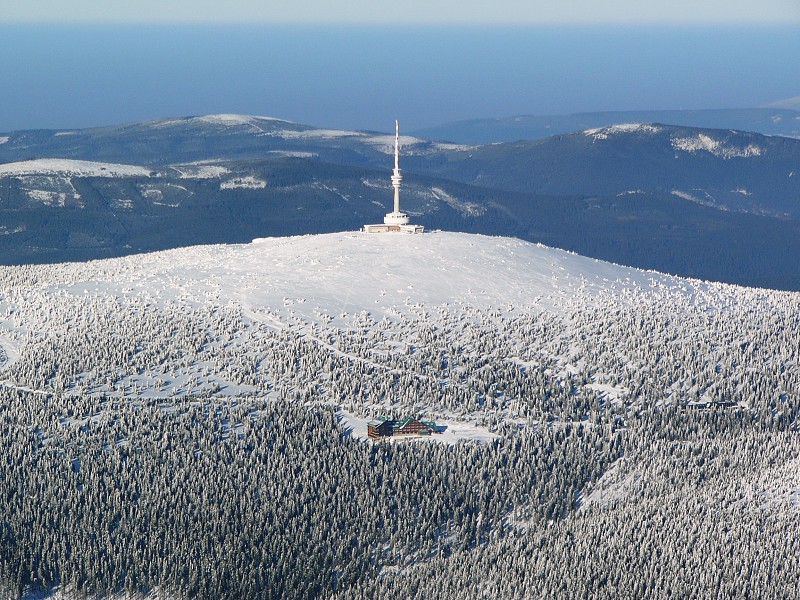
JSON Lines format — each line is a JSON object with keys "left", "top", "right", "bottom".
{"left": 383, "top": 120, "right": 409, "bottom": 226}
{"left": 363, "top": 120, "right": 424, "bottom": 234}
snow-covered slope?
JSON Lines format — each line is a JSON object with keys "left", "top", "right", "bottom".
{"left": 0, "top": 158, "right": 152, "bottom": 177}
{"left": 0, "top": 229, "right": 794, "bottom": 421}
{"left": 583, "top": 123, "right": 765, "bottom": 159}
{"left": 31, "top": 230, "right": 691, "bottom": 324}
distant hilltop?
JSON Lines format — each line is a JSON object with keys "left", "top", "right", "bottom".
{"left": 1, "top": 114, "right": 800, "bottom": 290}
{"left": 411, "top": 108, "right": 800, "bottom": 144}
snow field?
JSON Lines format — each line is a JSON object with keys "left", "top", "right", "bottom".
{"left": 0, "top": 230, "right": 797, "bottom": 449}
{"left": 672, "top": 133, "right": 763, "bottom": 158}
{"left": 0, "top": 159, "right": 152, "bottom": 178}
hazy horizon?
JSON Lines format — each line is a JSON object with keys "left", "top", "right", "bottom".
{"left": 3, "top": 0, "right": 798, "bottom": 24}
{"left": 1, "top": 24, "right": 798, "bottom": 134}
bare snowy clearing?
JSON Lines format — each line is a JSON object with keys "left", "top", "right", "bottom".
{"left": 584, "top": 381, "right": 628, "bottom": 402}
{"left": 146, "top": 114, "right": 293, "bottom": 130}
{"left": 364, "top": 134, "right": 426, "bottom": 153}
{"left": 429, "top": 187, "right": 486, "bottom": 217}
{"left": 337, "top": 411, "right": 498, "bottom": 445}
{"left": 267, "top": 150, "right": 317, "bottom": 158}
{"left": 0, "top": 159, "right": 152, "bottom": 178}
{"left": 220, "top": 176, "right": 267, "bottom": 190}
{"left": 432, "top": 142, "right": 477, "bottom": 152}
{"left": 578, "top": 458, "right": 638, "bottom": 511}
{"left": 14, "top": 175, "right": 83, "bottom": 207}
{"left": 671, "top": 133, "right": 762, "bottom": 158}
{"left": 31, "top": 230, "right": 652, "bottom": 321}
{"left": 170, "top": 164, "right": 230, "bottom": 179}
{"left": 738, "top": 453, "right": 800, "bottom": 511}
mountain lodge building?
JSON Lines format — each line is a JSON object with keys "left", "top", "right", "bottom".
{"left": 367, "top": 416, "right": 441, "bottom": 440}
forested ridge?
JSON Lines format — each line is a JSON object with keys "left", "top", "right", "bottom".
{"left": 0, "top": 234, "right": 798, "bottom": 598}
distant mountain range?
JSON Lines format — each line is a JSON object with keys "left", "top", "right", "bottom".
{"left": 411, "top": 108, "right": 800, "bottom": 144}
{"left": 410, "top": 123, "right": 800, "bottom": 219}
{"left": 1, "top": 113, "right": 800, "bottom": 290}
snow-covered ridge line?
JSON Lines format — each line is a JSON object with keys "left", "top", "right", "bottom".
{"left": 585, "top": 123, "right": 663, "bottom": 139}
{"left": 0, "top": 159, "right": 152, "bottom": 178}
{"left": 195, "top": 114, "right": 294, "bottom": 126}
{"left": 277, "top": 128, "right": 367, "bottom": 140}
{"left": 146, "top": 114, "right": 295, "bottom": 128}
{"left": 583, "top": 123, "right": 765, "bottom": 158}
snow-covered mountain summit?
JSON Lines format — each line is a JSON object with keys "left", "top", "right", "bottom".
{"left": 0, "top": 230, "right": 792, "bottom": 414}
{"left": 583, "top": 122, "right": 765, "bottom": 158}
{"left": 2, "top": 231, "right": 800, "bottom": 598}
{"left": 41, "top": 230, "right": 690, "bottom": 325}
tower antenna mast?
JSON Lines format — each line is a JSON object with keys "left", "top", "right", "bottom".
{"left": 391, "top": 119, "right": 402, "bottom": 215}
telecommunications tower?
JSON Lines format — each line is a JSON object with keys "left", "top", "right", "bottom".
{"left": 363, "top": 120, "right": 424, "bottom": 234}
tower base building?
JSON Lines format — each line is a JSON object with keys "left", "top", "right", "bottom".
{"left": 362, "top": 222, "right": 424, "bottom": 234}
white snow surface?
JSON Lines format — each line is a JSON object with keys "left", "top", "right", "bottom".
{"left": 0, "top": 231, "right": 701, "bottom": 403}
{"left": 6, "top": 230, "right": 708, "bottom": 331}
{"left": 267, "top": 150, "right": 317, "bottom": 158}
{"left": 363, "top": 133, "right": 425, "bottom": 153}
{"left": 220, "top": 176, "right": 267, "bottom": 190}
{"left": 752, "top": 455, "right": 800, "bottom": 510}
{"left": 195, "top": 114, "right": 292, "bottom": 126}
{"left": 338, "top": 411, "right": 498, "bottom": 445}
{"left": 584, "top": 382, "right": 628, "bottom": 401}
{"left": 278, "top": 128, "right": 366, "bottom": 140}
{"left": 93, "top": 230, "right": 670, "bottom": 321}
{"left": 671, "top": 133, "right": 763, "bottom": 158}
{"left": 578, "top": 459, "right": 637, "bottom": 511}
{"left": 0, "top": 159, "right": 151, "bottom": 178}
{"left": 171, "top": 164, "right": 230, "bottom": 179}
{"left": 585, "top": 123, "right": 663, "bottom": 140}
{"left": 2, "top": 229, "right": 792, "bottom": 433}
{"left": 148, "top": 114, "right": 293, "bottom": 129}
{"left": 672, "top": 190, "right": 701, "bottom": 202}
{"left": 429, "top": 187, "right": 486, "bottom": 217}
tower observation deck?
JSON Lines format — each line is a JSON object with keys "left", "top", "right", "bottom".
{"left": 363, "top": 120, "right": 424, "bottom": 234}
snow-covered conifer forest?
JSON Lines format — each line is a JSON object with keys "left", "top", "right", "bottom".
{"left": 1, "top": 231, "right": 800, "bottom": 598}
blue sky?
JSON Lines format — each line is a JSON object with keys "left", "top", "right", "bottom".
{"left": 3, "top": 0, "right": 799, "bottom": 23}
{"left": 0, "top": 2, "right": 798, "bottom": 133}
